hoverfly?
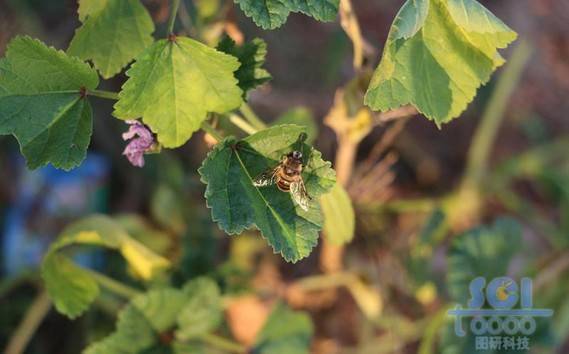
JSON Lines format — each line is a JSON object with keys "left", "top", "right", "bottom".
{"left": 253, "top": 150, "right": 312, "bottom": 211}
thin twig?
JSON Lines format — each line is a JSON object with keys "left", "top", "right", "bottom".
{"left": 358, "top": 117, "right": 409, "bottom": 177}
{"left": 372, "top": 105, "right": 417, "bottom": 126}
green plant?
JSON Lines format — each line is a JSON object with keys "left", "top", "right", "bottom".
{"left": 0, "top": 0, "right": 527, "bottom": 353}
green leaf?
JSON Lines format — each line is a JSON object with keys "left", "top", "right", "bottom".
{"left": 68, "top": 0, "right": 155, "bottom": 79}
{"left": 320, "top": 183, "right": 355, "bottom": 245}
{"left": 273, "top": 107, "right": 318, "bottom": 144}
{"left": 217, "top": 36, "right": 272, "bottom": 98}
{"left": 0, "top": 36, "right": 98, "bottom": 170}
{"left": 253, "top": 303, "right": 314, "bottom": 354}
{"left": 42, "top": 254, "right": 100, "bottom": 320}
{"left": 41, "top": 215, "right": 170, "bottom": 318}
{"left": 199, "top": 125, "right": 336, "bottom": 262}
{"left": 390, "top": 0, "right": 429, "bottom": 40}
{"left": 114, "top": 37, "right": 243, "bottom": 148}
{"left": 364, "top": 0, "right": 517, "bottom": 125}
{"left": 176, "top": 278, "right": 222, "bottom": 340}
{"left": 446, "top": 218, "right": 522, "bottom": 304}
{"left": 84, "top": 288, "right": 187, "bottom": 354}
{"left": 234, "top": 0, "right": 339, "bottom": 30}
{"left": 84, "top": 280, "right": 224, "bottom": 354}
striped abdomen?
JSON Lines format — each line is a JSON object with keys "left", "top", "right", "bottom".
{"left": 276, "top": 168, "right": 300, "bottom": 192}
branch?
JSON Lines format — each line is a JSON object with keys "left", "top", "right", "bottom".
{"left": 372, "top": 105, "right": 418, "bottom": 126}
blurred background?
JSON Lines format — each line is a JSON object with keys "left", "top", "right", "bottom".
{"left": 1, "top": 0, "right": 569, "bottom": 353}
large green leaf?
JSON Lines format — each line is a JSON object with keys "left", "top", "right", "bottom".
{"left": 234, "top": 0, "right": 339, "bottom": 30}
{"left": 446, "top": 218, "right": 522, "bottom": 304}
{"left": 320, "top": 183, "right": 355, "bottom": 245}
{"left": 114, "top": 37, "right": 242, "bottom": 148}
{"left": 252, "top": 303, "right": 314, "bottom": 354}
{"left": 41, "top": 215, "right": 170, "bottom": 318}
{"left": 0, "top": 36, "right": 98, "bottom": 170}
{"left": 199, "top": 125, "right": 336, "bottom": 262}
{"left": 84, "top": 279, "right": 223, "bottom": 354}
{"left": 68, "top": 0, "right": 154, "bottom": 79}
{"left": 364, "top": 0, "right": 517, "bottom": 125}
{"left": 217, "top": 36, "right": 272, "bottom": 98}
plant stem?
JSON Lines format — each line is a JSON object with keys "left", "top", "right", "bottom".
{"left": 85, "top": 269, "right": 143, "bottom": 299}
{"left": 5, "top": 290, "right": 51, "bottom": 354}
{"left": 293, "top": 272, "right": 357, "bottom": 291}
{"left": 229, "top": 114, "right": 258, "bottom": 135}
{"left": 359, "top": 198, "right": 438, "bottom": 214}
{"left": 167, "top": 0, "right": 181, "bottom": 35}
{"left": 201, "top": 121, "right": 224, "bottom": 142}
{"left": 462, "top": 40, "right": 532, "bottom": 188}
{"left": 200, "top": 333, "right": 246, "bottom": 353}
{"left": 239, "top": 103, "right": 266, "bottom": 130}
{"left": 88, "top": 89, "right": 119, "bottom": 100}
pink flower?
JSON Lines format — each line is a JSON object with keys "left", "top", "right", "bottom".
{"left": 122, "top": 120, "right": 156, "bottom": 167}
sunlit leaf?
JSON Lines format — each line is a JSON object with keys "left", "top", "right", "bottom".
{"left": 0, "top": 36, "right": 98, "bottom": 170}
{"left": 199, "top": 125, "right": 336, "bottom": 262}
{"left": 68, "top": 0, "right": 154, "bottom": 79}
{"left": 234, "top": 0, "right": 339, "bottom": 30}
{"left": 365, "top": 0, "right": 517, "bottom": 125}
{"left": 114, "top": 36, "right": 242, "bottom": 148}
{"left": 41, "top": 215, "right": 170, "bottom": 318}
{"left": 320, "top": 183, "right": 355, "bottom": 245}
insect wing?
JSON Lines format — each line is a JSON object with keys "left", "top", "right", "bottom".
{"left": 253, "top": 166, "right": 279, "bottom": 187}
{"left": 290, "top": 178, "right": 311, "bottom": 211}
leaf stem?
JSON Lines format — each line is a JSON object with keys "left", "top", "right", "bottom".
{"left": 4, "top": 290, "right": 51, "bottom": 354}
{"left": 293, "top": 272, "right": 357, "bottom": 291}
{"left": 85, "top": 269, "right": 143, "bottom": 299}
{"left": 229, "top": 114, "right": 258, "bottom": 135}
{"left": 88, "top": 89, "right": 119, "bottom": 100}
{"left": 200, "top": 333, "right": 246, "bottom": 354}
{"left": 167, "top": 0, "right": 181, "bottom": 35}
{"left": 462, "top": 40, "right": 532, "bottom": 188}
{"left": 239, "top": 103, "right": 266, "bottom": 130}
{"left": 201, "top": 122, "right": 224, "bottom": 142}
